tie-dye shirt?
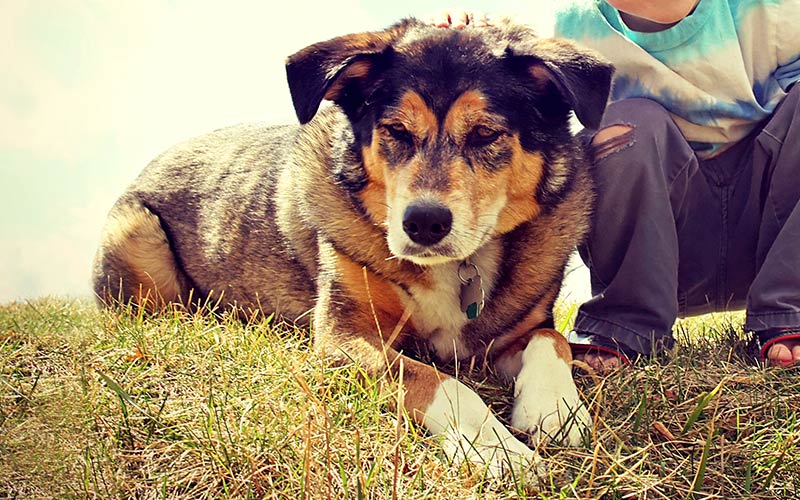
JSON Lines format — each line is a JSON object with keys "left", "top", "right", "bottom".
{"left": 555, "top": 0, "right": 800, "bottom": 157}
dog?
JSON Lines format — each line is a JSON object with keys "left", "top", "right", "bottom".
{"left": 92, "top": 18, "right": 612, "bottom": 477}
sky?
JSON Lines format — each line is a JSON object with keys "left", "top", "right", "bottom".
{"left": 0, "top": 0, "right": 585, "bottom": 304}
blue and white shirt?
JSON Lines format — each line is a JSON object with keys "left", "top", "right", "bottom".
{"left": 555, "top": 0, "right": 800, "bottom": 157}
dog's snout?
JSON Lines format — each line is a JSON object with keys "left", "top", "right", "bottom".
{"left": 402, "top": 202, "right": 452, "bottom": 246}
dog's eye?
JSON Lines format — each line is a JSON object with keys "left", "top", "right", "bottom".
{"left": 467, "top": 126, "right": 502, "bottom": 147}
{"left": 383, "top": 122, "right": 413, "bottom": 143}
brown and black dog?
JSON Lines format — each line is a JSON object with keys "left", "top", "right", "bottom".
{"left": 93, "top": 19, "right": 612, "bottom": 476}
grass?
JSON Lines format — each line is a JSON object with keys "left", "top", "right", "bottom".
{"left": 1, "top": 298, "right": 799, "bottom": 498}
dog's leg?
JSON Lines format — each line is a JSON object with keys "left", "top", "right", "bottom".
{"left": 316, "top": 332, "right": 540, "bottom": 478}
{"left": 314, "top": 243, "right": 539, "bottom": 478}
{"left": 495, "top": 328, "right": 590, "bottom": 446}
{"left": 93, "top": 200, "right": 189, "bottom": 311}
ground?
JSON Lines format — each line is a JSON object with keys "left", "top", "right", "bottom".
{"left": 1, "top": 298, "right": 798, "bottom": 498}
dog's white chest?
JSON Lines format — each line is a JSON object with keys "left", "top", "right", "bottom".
{"left": 403, "top": 243, "right": 501, "bottom": 362}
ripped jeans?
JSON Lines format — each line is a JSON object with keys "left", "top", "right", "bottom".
{"left": 576, "top": 86, "right": 800, "bottom": 355}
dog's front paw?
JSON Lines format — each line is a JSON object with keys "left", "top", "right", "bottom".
{"left": 440, "top": 420, "right": 543, "bottom": 479}
{"left": 512, "top": 334, "right": 591, "bottom": 446}
{"left": 511, "top": 384, "right": 590, "bottom": 446}
{"left": 423, "top": 378, "right": 543, "bottom": 479}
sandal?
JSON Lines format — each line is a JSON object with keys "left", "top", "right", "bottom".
{"left": 567, "top": 330, "right": 636, "bottom": 368}
{"left": 756, "top": 328, "right": 800, "bottom": 367}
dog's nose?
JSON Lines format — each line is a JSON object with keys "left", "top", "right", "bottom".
{"left": 402, "top": 202, "right": 452, "bottom": 246}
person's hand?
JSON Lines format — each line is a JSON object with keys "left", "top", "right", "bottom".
{"left": 427, "top": 10, "right": 490, "bottom": 29}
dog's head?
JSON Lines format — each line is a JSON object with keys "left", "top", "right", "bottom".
{"left": 286, "top": 19, "right": 612, "bottom": 266}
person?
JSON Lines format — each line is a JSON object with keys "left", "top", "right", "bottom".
{"left": 435, "top": 1, "right": 800, "bottom": 371}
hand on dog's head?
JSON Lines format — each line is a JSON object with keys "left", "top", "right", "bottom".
{"left": 286, "top": 18, "right": 612, "bottom": 130}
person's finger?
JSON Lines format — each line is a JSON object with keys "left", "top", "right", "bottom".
{"left": 475, "top": 12, "right": 491, "bottom": 27}
{"left": 451, "top": 11, "right": 469, "bottom": 29}
{"left": 426, "top": 10, "right": 491, "bottom": 29}
{"left": 429, "top": 10, "right": 452, "bottom": 28}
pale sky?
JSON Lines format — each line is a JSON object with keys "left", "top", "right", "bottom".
{"left": 0, "top": 0, "right": 578, "bottom": 303}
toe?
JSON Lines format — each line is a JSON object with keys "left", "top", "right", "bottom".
{"left": 767, "top": 342, "right": 795, "bottom": 367}
{"left": 582, "top": 352, "right": 622, "bottom": 373}
{"left": 600, "top": 353, "right": 622, "bottom": 372}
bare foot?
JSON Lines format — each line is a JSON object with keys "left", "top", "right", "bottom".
{"left": 765, "top": 338, "right": 800, "bottom": 367}
{"left": 573, "top": 351, "right": 623, "bottom": 374}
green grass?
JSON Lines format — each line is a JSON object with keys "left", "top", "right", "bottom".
{"left": 1, "top": 299, "right": 799, "bottom": 498}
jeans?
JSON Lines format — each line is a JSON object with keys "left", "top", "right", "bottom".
{"left": 575, "top": 84, "right": 800, "bottom": 355}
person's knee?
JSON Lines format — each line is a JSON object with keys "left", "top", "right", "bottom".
{"left": 592, "top": 124, "right": 635, "bottom": 160}
{"left": 591, "top": 98, "right": 676, "bottom": 161}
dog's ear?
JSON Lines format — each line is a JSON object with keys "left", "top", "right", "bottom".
{"left": 286, "top": 21, "right": 412, "bottom": 124}
{"left": 506, "top": 38, "right": 613, "bottom": 129}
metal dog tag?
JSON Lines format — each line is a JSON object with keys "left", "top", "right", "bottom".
{"left": 458, "top": 261, "right": 485, "bottom": 320}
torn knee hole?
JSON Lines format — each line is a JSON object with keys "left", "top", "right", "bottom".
{"left": 592, "top": 124, "right": 634, "bottom": 160}
{"left": 593, "top": 125, "right": 633, "bottom": 145}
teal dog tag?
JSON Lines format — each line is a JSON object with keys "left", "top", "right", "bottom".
{"left": 460, "top": 272, "right": 484, "bottom": 320}
{"left": 466, "top": 301, "right": 479, "bottom": 319}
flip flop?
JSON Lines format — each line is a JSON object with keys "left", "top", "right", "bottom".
{"left": 567, "top": 331, "right": 636, "bottom": 368}
{"left": 756, "top": 328, "right": 800, "bottom": 367}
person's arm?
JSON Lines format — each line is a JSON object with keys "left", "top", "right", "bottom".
{"left": 776, "top": 0, "right": 800, "bottom": 92}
